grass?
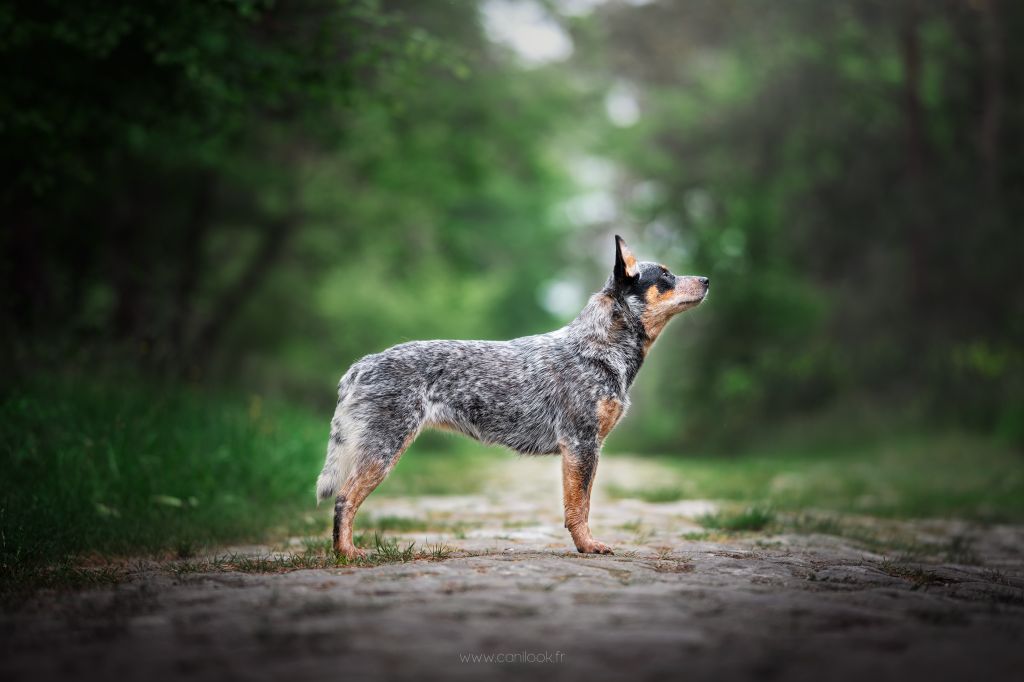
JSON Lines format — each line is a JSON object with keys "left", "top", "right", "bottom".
{"left": 3, "top": 532, "right": 457, "bottom": 602}
{"left": 606, "top": 433, "right": 1024, "bottom": 522}
{"left": 1, "top": 378, "right": 326, "bottom": 572}
{"left": 697, "top": 506, "right": 775, "bottom": 531}
{"left": 0, "top": 377, "right": 488, "bottom": 588}
{"left": 171, "top": 532, "right": 452, "bottom": 575}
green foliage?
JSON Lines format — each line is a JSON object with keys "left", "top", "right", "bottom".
{"left": 0, "top": 378, "right": 326, "bottom": 568}
{"left": 1, "top": 0, "right": 577, "bottom": 409}
{"left": 593, "top": 0, "right": 1024, "bottom": 448}
{"left": 696, "top": 506, "right": 776, "bottom": 532}
{"left": 606, "top": 433, "right": 1024, "bottom": 522}
{"left": 2, "top": 0, "right": 1022, "bottom": 464}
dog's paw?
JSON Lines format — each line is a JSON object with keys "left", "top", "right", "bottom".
{"left": 577, "top": 540, "right": 614, "bottom": 555}
{"left": 335, "top": 546, "right": 367, "bottom": 561}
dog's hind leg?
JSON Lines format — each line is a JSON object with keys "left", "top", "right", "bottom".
{"left": 332, "top": 428, "right": 418, "bottom": 559}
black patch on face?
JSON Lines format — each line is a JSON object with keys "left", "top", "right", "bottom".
{"left": 618, "top": 262, "right": 676, "bottom": 299}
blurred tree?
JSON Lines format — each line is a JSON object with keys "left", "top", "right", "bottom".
{"left": 2, "top": 0, "right": 402, "bottom": 363}
{"left": 3, "top": 0, "right": 1022, "bottom": 450}
{"left": 0, "top": 0, "right": 576, "bottom": 397}
{"left": 591, "top": 0, "right": 1024, "bottom": 448}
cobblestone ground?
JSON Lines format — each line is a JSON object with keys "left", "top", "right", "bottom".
{"left": 2, "top": 457, "right": 1022, "bottom": 682}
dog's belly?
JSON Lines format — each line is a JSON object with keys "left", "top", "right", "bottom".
{"left": 424, "top": 399, "right": 561, "bottom": 455}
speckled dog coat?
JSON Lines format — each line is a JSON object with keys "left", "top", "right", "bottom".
{"left": 317, "top": 236, "right": 709, "bottom": 556}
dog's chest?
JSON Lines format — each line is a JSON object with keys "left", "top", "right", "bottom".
{"left": 596, "top": 397, "right": 625, "bottom": 441}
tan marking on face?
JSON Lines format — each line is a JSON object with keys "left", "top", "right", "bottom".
{"left": 596, "top": 397, "right": 623, "bottom": 441}
{"left": 640, "top": 276, "right": 707, "bottom": 352}
{"left": 640, "top": 285, "right": 678, "bottom": 349}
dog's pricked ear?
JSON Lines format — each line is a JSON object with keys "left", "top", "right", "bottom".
{"left": 614, "top": 235, "right": 640, "bottom": 283}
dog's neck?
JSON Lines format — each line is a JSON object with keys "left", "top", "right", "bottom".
{"left": 563, "top": 287, "right": 647, "bottom": 392}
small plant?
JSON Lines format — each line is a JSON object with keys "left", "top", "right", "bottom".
{"left": 371, "top": 532, "right": 417, "bottom": 563}
{"left": 697, "top": 506, "right": 775, "bottom": 532}
{"left": 425, "top": 542, "right": 454, "bottom": 560}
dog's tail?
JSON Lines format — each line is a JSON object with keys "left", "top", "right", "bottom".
{"left": 316, "top": 369, "right": 361, "bottom": 504}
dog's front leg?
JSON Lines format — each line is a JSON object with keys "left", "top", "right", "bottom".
{"left": 560, "top": 445, "right": 613, "bottom": 555}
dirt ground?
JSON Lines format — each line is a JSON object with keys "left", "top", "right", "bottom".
{"left": 2, "top": 457, "right": 1023, "bottom": 682}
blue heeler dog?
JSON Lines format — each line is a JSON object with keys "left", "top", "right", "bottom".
{"left": 316, "top": 236, "right": 709, "bottom": 558}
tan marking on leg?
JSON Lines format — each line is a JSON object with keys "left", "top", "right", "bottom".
{"left": 596, "top": 398, "right": 623, "bottom": 442}
{"left": 334, "top": 431, "right": 418, "bottom": 558}
{"left": 560, "top": 444, "right": 613, "bottom": 555}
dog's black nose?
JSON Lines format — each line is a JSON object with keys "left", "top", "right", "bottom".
{"left": 699, "top": 277, "right": 710, "bottom": 289}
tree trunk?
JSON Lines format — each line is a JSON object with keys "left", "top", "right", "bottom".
{"left": 167, "top": 174, "right": 214, "bottom": 371}
{"left": 899, "top": 0, "right": 929, "bottom": 309}
{"left": 978, "top": 0, "right": 1003, "bottom": 198}
{"left": 185, "top": 213, "right": 296, "bottom": 371}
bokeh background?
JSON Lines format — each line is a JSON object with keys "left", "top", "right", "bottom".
{"left": 2, "top": 0, "right": 1022, "bottom": 575}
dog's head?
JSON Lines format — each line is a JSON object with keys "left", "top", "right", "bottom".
{"left": 610, "top": 235, "right": 709, "bottom": 346}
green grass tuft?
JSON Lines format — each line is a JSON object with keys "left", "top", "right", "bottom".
{"left": 424, "top": 542, "right": 454, "bottom": 560}
{"left": 697, "top": 506, "right": 775, "bottom": 531}
{"left": 369, "top": 532, "right": 417, "bottom": 562}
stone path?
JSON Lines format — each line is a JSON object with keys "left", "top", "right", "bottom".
{"left": 2, "top": 457, "right": 1022, "bottom": 681}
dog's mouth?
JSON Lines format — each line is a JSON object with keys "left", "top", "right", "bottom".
{"left": 676, "top": 293, "right": 707, "bottom": 308}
